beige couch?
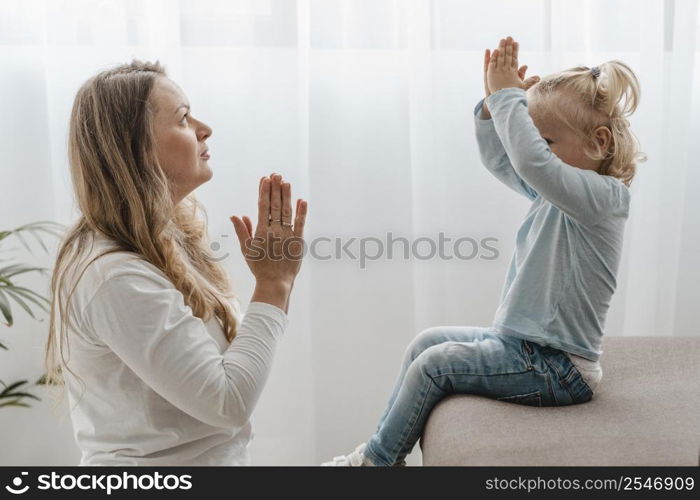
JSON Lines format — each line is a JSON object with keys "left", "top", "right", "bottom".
{"left": 421, "top": 336, "right": 700, "bottom": 466}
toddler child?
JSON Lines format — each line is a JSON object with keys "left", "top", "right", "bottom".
{"left": 323, "top": 35, "right": 645, "bottom": 466}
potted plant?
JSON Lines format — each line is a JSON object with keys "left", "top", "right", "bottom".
{"left": 0, "top": 221, "right": 64, "bottom": 408}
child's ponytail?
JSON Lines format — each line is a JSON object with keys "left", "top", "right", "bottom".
{"left": 594, "top": 61, "right": 647, "bottom": 186}
{"left": 596, "top": 60, "right": 640, "bottom": 117}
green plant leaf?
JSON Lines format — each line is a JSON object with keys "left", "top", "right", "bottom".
{"left": 0, "top": 400, "right": 32, "bottom": 408}
{"left": 0, "top": 378, "right": 41, "bottom": 407}
{"left": 28, "top": 228, "right": 49, "bottom": 253}
{"left": 0, "top": 289, "right": 12, "bottom": 326}
{"left": 1, "top": 221, "right": 65, "bottom": 254}
{"left": 10, "top": 285, "right": 50, "bottom": 301}
{"left": 3, "top": 286, "right": 50, "bottom": 312}
{"left": 0, "top": 264, "right": 25, "bottom": 276}
{"left": 13, "top": 230, "right": 32, "bottom": 254}
{"left": 12, "top": 221, "right": 65, "bottom": 240}
{"left": 2, "top": 288, "right": 36, "bottom": 319}
{"left": 0, "top": 380, "right": 29, "bottom": 397}
{"left": 1, "top": 265, "right": 49, "bottom": 279}
{"left": 3, "top": 391, "right": 40, "bottom": 401}
{"left": 0, "top": 220, "right": 64, "bottom": 411}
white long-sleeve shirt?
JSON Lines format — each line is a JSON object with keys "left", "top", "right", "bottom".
{"left": 60, "top": 231, "right": 287, "bottom": 465}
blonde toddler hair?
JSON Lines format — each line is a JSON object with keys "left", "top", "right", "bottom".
{"left": 529, "top": 60, "right": 647, "bottom": 186}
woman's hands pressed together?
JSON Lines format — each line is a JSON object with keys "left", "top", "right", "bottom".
{"left": 230, "top": 174, "right": 308, "bottom": 313}
{"left": 481, "top": 36, "right": 540, "bottom": 118}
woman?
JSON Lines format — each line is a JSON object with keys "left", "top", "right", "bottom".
{"left": 44, "top": 60, "right": 307, "bottom": 466}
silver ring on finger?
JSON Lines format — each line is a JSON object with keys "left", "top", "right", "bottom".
{"left": 282, "top": 221, "right": 293, "bottom": 228}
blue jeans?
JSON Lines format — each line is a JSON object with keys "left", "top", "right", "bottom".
{"left": 363, "top": 326, "right": 595, "bottom": 466}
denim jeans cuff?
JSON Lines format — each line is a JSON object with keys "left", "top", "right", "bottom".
{"left": 363, "top": 441, "right": 393, "bottom": 467}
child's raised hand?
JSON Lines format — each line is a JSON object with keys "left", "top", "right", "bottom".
{"left": 486, "top": 36, "right": 540, "bottom": 95}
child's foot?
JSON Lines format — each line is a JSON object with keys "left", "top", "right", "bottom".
{"left": 321, "top": 443, "right": 374, "bottom": 466}
{"left": 321, "top": 443, "right": 408, "bottom": 466}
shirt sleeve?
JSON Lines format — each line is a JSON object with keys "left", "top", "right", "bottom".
{"left": 474, "top": 97, "right": 538, "bottom": 201}
{"left": 79, "top": 265, "right": 287, "bottom": 429}
{"left": 485, "top": 87, "right": 630, "bottom": 226}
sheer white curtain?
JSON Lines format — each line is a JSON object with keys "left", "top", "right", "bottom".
{"left": 1, "top": 0, "right": 698, "bottom": 465}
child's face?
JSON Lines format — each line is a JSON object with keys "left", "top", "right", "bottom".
{"left": 526, "top": 88, "right": 602, "bottom": 173}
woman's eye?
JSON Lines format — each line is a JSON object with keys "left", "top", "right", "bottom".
{"left": 180, "top": 113, "right": 188, "bottom": 124}
{"left": 544, "top": 138, "right": 553, "bottom": 145}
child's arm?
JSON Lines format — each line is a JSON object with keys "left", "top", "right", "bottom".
{"left": 485, "top": 37, "right": 629, "bottom": 226}
{"left": 486, "top": 87, "right": 629, "bottom": 226}
{"left": 474, "top": 97, "right": 538, "bottom": 201}
{"left": 475, "top": 47, "right": 540, "bottom": 201}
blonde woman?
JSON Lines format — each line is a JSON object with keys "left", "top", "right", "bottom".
{"left": 44, "top": 60, "right": 307, "bottom": 466}
{"left": 324, "top": 36, "right": 644, "bottom": 466}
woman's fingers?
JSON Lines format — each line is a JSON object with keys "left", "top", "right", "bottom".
{"left": 512, "top": 40, "right": 519, "bottom": 68}
{"left": 230, "top": 215, "right": 251, "bottom": 251}
{"left": 281, "top": 181, "right": 292, "bottom": 226}
{"left": 270, "top": 174, "right": 282, "bottom": 225}
{"left": 243, "top": 215, "right": 253, "bottom": 237}
{"left": 293, "top": 200, "right": 308, "bottom": 239}
{"left": 257, "top": 177, "right": 271, "bottom": 230}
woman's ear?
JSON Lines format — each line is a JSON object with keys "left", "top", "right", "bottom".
{"left": 594, "top": 125, "right": 613, "bottom": 152}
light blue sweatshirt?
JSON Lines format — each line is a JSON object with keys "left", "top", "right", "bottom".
{"left": 475, "top": 87, "right": 630, "bottom": 361}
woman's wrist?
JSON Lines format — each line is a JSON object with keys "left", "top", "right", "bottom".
{"left": 251, "top": 279, "right": 293, "bottom": 312}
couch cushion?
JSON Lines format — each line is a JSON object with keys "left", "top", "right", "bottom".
{"left": 421, "top": 336, "right": 700, "bottom": 465}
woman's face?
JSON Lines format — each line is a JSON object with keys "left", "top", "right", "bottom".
{"left": 151, "top": 77, "right": 213, "bottom": 204}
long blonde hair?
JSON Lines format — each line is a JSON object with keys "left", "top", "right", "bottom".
{"left": 44, "top": 60, "right": 237, "bottom": 407}
{"left": 529, "top": 60, "right": 647, "bottom": 187}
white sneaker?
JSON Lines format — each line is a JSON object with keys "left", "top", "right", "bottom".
{"left": 321, "top": 443, "right": 373, "bottom": 466}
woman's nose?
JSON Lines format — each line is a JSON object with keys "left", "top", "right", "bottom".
{"left": 198, "top": 122, "right": 212, "bottom": 140}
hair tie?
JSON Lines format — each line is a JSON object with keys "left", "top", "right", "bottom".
{"left": 590, "top": 66, "right": 601, "bottom": 78}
